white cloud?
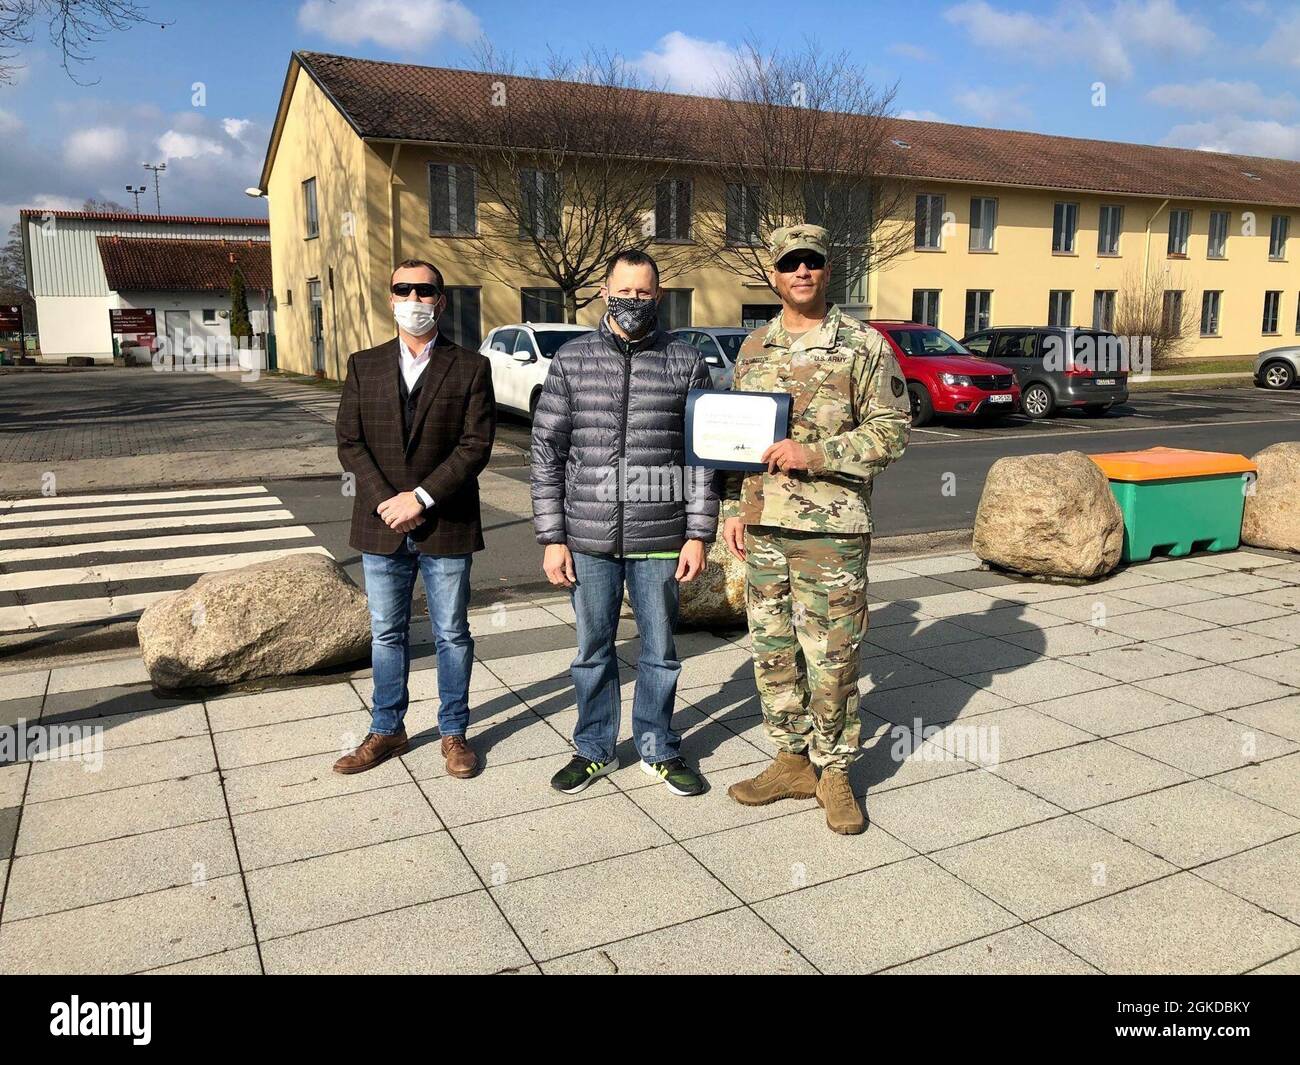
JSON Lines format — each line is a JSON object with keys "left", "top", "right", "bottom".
{"left": 1260, "top": 11, "right": 1300, "bottom": 68}
{"left": 630, "top": 31, "right": 739, "bottom": 94}
{"left": 943, "top": 0, "right": 1211, "bottom": 80}
{"left": 898, "top": 109, "right": 948, "bottom": 122}
{"left": 888, "top": 43, "right": 935, "bottom": 63}
{"left": 157, "top": 129, "right": 227, "bottom": 161}
{"left": 296, "top": 0, "right": 480, "bottom": 51}
{"left": 1147, "top": 80, "right": 1296, "bottom": 119}
{"left": 222, "top": 117, "right": 252, "bottom": 141}
{"left": 1163, "top": 117, "right": 1300, "bottom": 160}
{"left": 63, "top": 126, "right": 128, "bottom": 166}
{"left": 953, "top": 85, "right": 1032, "bottom": 124}
{"left": 0, "top": 194, "right": 82, "bottom": 234}
{"left": 0, "top": 107, "right": 22, "bottom": 135}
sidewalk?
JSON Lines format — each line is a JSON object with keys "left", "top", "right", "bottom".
{"left": 0, "top": 546, "right": 1297, "bottom": 974}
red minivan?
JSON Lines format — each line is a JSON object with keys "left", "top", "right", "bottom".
{"left": 869, "top": 320, "right": 1021, "bottom": 426}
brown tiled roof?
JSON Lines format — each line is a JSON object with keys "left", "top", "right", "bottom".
{"left": 96, "top": 236, "right": 272, "bottom": 292}
{"left": 294, "top": 50, "right": 1300, "bottom": 209}
{"left": 21, "top": 209, "right": 267, "bottom": 225}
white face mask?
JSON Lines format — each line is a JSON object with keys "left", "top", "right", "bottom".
{"left": 393, "top": 300, "right": 438, "bottom": 336}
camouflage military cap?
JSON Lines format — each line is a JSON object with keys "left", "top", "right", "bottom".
{"left": 768, "top": 223, "right": 829, "bottom": 266}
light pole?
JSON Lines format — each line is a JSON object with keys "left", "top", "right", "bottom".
{"left": 125, "top": 185, "right": 147, "bottom": 213}
{"left": 143, "top": 162, "right": 167, "bottom": 212}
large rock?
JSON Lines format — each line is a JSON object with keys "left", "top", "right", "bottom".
{"left": 138, "top": 553, "right": 371, "bottom": 689}
{"left": 1242, "top": 442, "right": 1300, "bottom": 552}
{"left": 678, "top": 538, "right": 747, "bottom": 627}
{"left": 973, "top": 451, "right": 1124, "bottom": 579}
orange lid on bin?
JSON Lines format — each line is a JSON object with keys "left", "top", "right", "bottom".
{"left": 1089, "top": 446, "right": 1257, "bottom": 482}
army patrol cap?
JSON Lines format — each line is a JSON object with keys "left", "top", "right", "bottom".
{"left": 769, "top": 223, "right": 829, "bottom": 267}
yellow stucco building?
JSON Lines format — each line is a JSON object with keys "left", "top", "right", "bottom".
{"left": 257, "top": 51, "right": 1300, "bottom": 378}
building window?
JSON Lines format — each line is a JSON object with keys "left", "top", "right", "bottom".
{"left": 912, "top": 289, "right": 940, "bottom": 327}
{"left": 1098, "top": 205, "right": 1123, "bottom": 255}
{"left": 1167, "top": 209, "right": 1190, "bottom": 257}
{"left": 1263, "top": 290, "right": 1282, "bottom": 334}
{"left": 429, "top": 163, "right": 477, "bottom": 236}
{"left": 1269, "top": 215, "right": 1289, "bottom": 260}
{"left": 438, "top": 287, "right": 481, "bottom": 349}
{"left": 1200, "top": 291, "right": 1221, "bottom": 336}
{"left": 1048, "top": 290, "right": 1072, "bottom": 327}
{"left": 519, "top": 170, "right": 561, "bottom": 239}
{"left": 521, "top": 287, "right": 564, "bottom": 323}
{"left": 969, "top": 197, "right": 997, "bottom": 252}
{"left": 302, "top": 177, "right": 319, "bottom": 239}
{"left": 1162, "top": 290, "right": 1184, "bottom": 334}
{"left": 1052, "top": 202, "right": 1078, "bottom": 253}
{"left": 655, "top": 179, "right": 692, "bottom": 241}
{"left": 915, "top": 194, "right": 945, "bottom": 250}
{"left": 202, "top": 308, "right": 217, "bottom": 324}
{"left": 964, "top": 290, "right": 991, "bottom": 335}
{"left": 741, "top": 303, "right": 780, "bottom": 329}
{"left": 1208, "top": 210, "right": 1229, "bottom": 259}
{"left": 285, "top": 287, "right": 293, "bottom": 307}
{"left": 725, "top": 184, "right": 760, "bottom": 245}
{"left": 1093, "top": 290, "right": 1116, "bottom": 331}
{"left": 659, "top": 289, "right": 692, "bottom": 331}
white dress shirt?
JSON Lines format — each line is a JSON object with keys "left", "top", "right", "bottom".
{"left": 399, "top": 336, "right": 436, "bottom": 510}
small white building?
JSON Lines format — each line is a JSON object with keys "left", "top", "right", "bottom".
{"left": 20, "top": 209, "right": 271, "bottom": 364}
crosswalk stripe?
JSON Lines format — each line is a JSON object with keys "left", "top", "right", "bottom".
{"left": 3, "top": 508, "right": 296, "bottom": 544}
{"left": 0, "top": 482, "right": 334, "bottom": 635}
{"left": 0, "top": 545, "right": 332, "bottom": 593}
{"left": 0, "top": 485, "right": 268, "bottom": 512}
{"left": 0, "top": 525, "right": 315, "bottom": 565}
{"left": 0, "top": 495, "right": 284, "bottom": 525}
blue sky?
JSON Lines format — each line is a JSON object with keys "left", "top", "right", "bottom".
{"left": 2, "top": 0, "right": 1298, "bottom": 230}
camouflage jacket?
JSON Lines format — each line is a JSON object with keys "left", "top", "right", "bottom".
{"left": 719, "top": 304, "right": 911, "bottom": 534}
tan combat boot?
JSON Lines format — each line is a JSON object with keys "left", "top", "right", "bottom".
{"left": 727, "top": 751, "right": 817, "bottom": 806}
{"left": 816, "top": 768, "right": 866, "bottom": 834}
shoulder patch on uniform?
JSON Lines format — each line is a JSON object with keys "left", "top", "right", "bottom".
{"left": 891, "top": 375, "right": 905, "bottom": 398}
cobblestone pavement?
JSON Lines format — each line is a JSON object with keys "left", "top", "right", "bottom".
{"left": 0, "top": 370, "right": 335, "bottom": 464}
{"left": 1, "top": 547, "right": 1297, "bottom": 974}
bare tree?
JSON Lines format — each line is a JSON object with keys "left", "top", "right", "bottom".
{"left": 445, "top": 47, "right": 708, "bottom": 323}
{"left": 693, "top": 39, "right": 916, "bottom": 303}
{"left": 1112, "top": 265, "right": 1199, "bottom": 371}
{"left": 0, "top": 1, "right": 165, "bottom": 84}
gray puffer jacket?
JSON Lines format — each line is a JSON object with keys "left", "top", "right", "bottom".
{"left": 530, "top": 317, "right": 719, "bottom": 555}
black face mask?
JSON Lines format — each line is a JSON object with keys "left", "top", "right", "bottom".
{"left": 606, "top": 296, "right": 658, "bottom": 338}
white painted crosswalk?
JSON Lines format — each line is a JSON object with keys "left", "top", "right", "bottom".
{"left": 0, "top": 484, "right": 332, "bottom": 634}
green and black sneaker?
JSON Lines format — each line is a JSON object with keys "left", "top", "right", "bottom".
{"left": 641, "top": 757, "right": 705, "bottom": 797}
{"left": 550, "top": 754, "right": 617, "bottom": 794}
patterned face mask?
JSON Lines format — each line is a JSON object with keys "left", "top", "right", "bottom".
{"left": 606, "top": 296, "right": 658, "bottom": 338}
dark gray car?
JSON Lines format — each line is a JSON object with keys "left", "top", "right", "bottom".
{"left": 961, "top": 326, "right": 1131, "bottom": 418}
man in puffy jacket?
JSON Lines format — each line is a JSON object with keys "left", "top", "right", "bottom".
{"left": 531, "top": 249, "right": 718, "bottom": 797}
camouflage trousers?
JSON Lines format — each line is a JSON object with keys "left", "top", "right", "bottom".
{"left": 744, "top": 525, "right": 870, "bottom": 770}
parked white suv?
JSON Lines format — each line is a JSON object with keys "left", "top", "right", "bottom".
{"left": 480, "top": 323, "right": 591, "bottom": 418}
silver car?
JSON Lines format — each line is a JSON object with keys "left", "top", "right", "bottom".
{"left": 670, "top": 328, "right": 749, "bottom": 389}
{"left": 1255, "top": 346, "right": 1300, "bottom": 390}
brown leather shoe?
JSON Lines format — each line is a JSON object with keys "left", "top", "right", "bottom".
{"left": 333, "top": 730, "right": 408, "bottom": 774}
{"left": 816, "top": 768, "right": 866, "bottom": 834}
{"left": 441, "top": 734, "right": 479, "bottom": 779}
{"left": 727, "top": 751, "right": 817, "bottom": 806}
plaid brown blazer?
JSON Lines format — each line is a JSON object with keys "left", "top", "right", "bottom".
{"left": 336, "top": 334, "right": 496, "bottom": 556}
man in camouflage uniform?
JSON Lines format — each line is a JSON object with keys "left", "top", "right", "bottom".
{"left": 721, "top": 223, "right": 910, "bottom": 834}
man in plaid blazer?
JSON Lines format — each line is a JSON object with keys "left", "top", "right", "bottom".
{"left": 333, "top": 258, "right": 496, "bottom": 779}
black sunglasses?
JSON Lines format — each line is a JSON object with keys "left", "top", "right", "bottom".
{"left": 775, "top": 251, "right": 827, "bottom": 273}
{"left": 391, "top": 282, "right": 442, "bottom": 298}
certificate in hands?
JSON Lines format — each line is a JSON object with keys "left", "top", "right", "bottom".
{"left": 685, "top": 389, "right": 793, "bottom": 471}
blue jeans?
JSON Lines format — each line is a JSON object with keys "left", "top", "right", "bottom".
{"left": 570, "top": 551, "right": 682, "bottom": 765}
{"left": 362, "top": 537, "right": 473, "bottom": 737}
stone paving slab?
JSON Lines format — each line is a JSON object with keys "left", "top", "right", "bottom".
{"left": 2, "top": 546, "right": 1298, "bottom": 974}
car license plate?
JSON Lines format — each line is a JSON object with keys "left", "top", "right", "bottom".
{"left": 1095, "top": 378, "right": 1116, "bottom": 385}
{"left": 987, "top": 393, "right": 1013, "bottom": 403}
